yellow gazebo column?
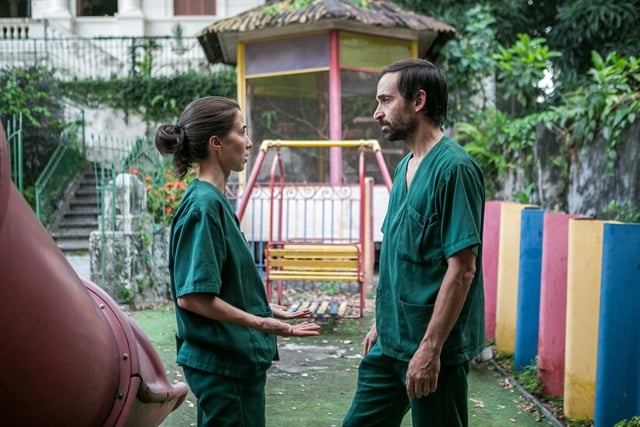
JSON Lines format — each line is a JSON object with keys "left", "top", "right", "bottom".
{"left": 236, "top": 42, "right": 247, "bottom": 189}
{"left": 495, "top": 202, "right": 533, "bottom": 354}
{"left": 564, "top": 219, "right": 608, "bottom": 419}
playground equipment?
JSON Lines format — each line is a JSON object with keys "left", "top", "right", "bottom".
{"left": 238, "top": 139, "right": 392, "bottom": 318}
{"left": 0, "top": 125, "right": 187, "bottom": 425}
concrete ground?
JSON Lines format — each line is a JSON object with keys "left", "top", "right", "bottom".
{"left": 65, "top": 254, "right": 91, "bottom": 280}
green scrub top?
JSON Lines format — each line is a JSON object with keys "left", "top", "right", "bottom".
{"left": 169, "top": 179, "right": 277, "bottom": 379}
{"left": 376, "top": 136, "right": 485, "bottom": 366}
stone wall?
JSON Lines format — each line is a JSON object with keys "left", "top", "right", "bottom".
{"left": 90, "top": 172, "right": 170, "bottom": 307}
{"left": 499, "top": 119, "right": 639, "bottom": 218}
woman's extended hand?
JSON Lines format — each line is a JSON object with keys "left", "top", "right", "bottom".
{"left": 261, "top": 317, "right": 320, "bottom": 337}
{"left": 270, "top": 303, "right": 313, "bottom": 320}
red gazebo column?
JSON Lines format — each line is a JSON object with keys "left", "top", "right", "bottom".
{"left": 329, "top": 29, "right": 343, "bottom": 185}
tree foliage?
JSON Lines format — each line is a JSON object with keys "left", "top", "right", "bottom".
{"left": 393, "top": 0, "right": 639, "bottom": 212}
{"left": 0, "top": 66, "right": 66, "bottom": 187}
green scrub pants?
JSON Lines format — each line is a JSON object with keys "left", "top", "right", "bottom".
{"left": 342, "top": 342, "right": 469, "bottom": 427}
{"left": 183, "top": 366, "right": 267, "bottom": 427}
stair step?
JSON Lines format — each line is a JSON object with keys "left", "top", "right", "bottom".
{"left": 59, "top": 216, "right": 99, "bottom": 227}
{"left": 73, "top": 198, "right": 97, "bottom": 206}
{"left": 66, "top": 204, "right": 99, "bottom": 214}
{"left": 69, "top": 203, "right": 98, "bottom": 212}
{"left": 63, "top": 211, "right": 99, "bottom": 219}
{"left": 75, "top": 187, "right": 98, "bottom": 196}
{"left": 72, "top": 188, "right": 97, "bottom": 196}
{"left": 52, "top": 227, "right": 97, "bottom": 238}
{"left": 57, "top": 239, "right": 90, "bottom": 253}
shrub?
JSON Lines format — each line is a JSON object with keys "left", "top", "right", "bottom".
{"left": 129, "top": 163, "right": 196, "bottom": 226}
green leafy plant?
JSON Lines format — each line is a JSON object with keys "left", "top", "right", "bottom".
{"left": 320, "top": 281, "right": 341, "bottom": 296}
{"left": 0, "top": 66, "right": 59, "bottom": 126}
{"left": 601, "top": 200, "right": 640, "bottom": 223}
{"left": 552, "top": 52, "right": 640, "bottom": 173}
{"left": 0, "top": 66, "right": 66, "bottom": 188}
{"left": 512, "top": 183, "right": 535, "bottom": 204}
{"left": 615, "top": 416, "right": 640, "bottom": 427}
{"left": 493, "top": 33, "right": 561, "bottom": 115}
{"left": 62, "top": 68, "right": 237, "bottom": 127}
{"left": 438, "top": 5, "right": 498, "bottom": 125}
{"left": 128, "top": 163, "right": 196, "bottom": 226}
{"left": 514, "top": 363, "right": 543, "bottom": 396}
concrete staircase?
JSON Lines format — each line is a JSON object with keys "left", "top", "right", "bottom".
{"left": 49, "top": 165, "right": 100, "bottom": 255}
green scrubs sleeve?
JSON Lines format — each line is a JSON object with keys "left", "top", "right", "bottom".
{"left": 438, "top": 163, "right": 484, "bottom": 259}
{"left": 172, "top": 207, "right": 224, "bottom": 297}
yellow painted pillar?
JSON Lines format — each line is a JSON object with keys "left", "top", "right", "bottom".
{"left": 564, "top": 219, "right": 608, "bottom": 419}
{"left": 495, "top": 202, "right": 533, "bottom": 354}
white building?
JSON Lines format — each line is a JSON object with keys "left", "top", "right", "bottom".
{"left": 1, "top": 1, "right": 265, "bottom": 78}
{"left": 2, "top": 1, "right": 264, "bottom": 38}
{"left": 0, "top": 1, "right": 267, "bottom": 161}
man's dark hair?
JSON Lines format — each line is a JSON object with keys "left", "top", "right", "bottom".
{"left": 379, "top": 58, "right": 448, "bottom": 128}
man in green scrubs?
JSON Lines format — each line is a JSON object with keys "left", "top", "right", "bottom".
{"left": 343, "top": 59, "right": 485, "bottom": 427}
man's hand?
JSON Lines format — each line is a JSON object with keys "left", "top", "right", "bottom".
{"left": 406, "top": 346, "right": 440, "bottom": 399}
{"left": 362, "top": 322, "right": 378, "bottom": 355}
{"left": 260, "top": 317, "right": 320, "bottom": 337}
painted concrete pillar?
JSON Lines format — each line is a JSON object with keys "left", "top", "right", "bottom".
{"left": 514, "top": 208, "right": 545, "bottom": 371}
{"left": 482, "top": 200, "right": 502, "bottom": 341}
{"left": 495, "top": 202, "right": 533, "bottom": 354}
{"left": 564, "top": 219, "right": 608, "bottom": 420}
{"left": 594, "top": 222, "right": 640, "bottom": 427}
{"left": 537, "top": 212, "right": 584, "bottom": 397}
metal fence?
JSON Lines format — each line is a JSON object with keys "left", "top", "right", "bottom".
{"left": 0, "top": 35, "right": 210, "bottom": 80}
{"left": 4, "top": 113, "right": 23, "bottom": 193}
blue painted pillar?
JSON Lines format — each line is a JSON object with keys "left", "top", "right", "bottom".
{"left": 594, "top": 222, "right": 640, "bottom": 427}
{"left": 514, "top": 208, "right": 545, "bottom": 371}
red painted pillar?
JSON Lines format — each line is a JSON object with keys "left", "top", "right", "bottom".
{"left": 538, "top": 212, "right": 584, "bottom": 396}
{"left": 482, "top": 200, "right": 502, "bottom": 341}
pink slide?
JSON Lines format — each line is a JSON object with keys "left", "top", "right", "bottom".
{"left": 0, "top": 124, "right": 187, "bottom": 426}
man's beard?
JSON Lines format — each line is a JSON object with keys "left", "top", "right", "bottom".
{"left": 380, "top": 115, "right": 417, "bottom": 142}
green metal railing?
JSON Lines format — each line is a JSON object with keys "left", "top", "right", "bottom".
{"left": 5, "top": 113, "right": 23, "bottom": 193}
{"left": 34, "top": 103, "right": 86, "bottom": 224}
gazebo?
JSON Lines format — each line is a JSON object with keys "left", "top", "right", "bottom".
{"left": 196, "top": 0, "right": 456, "bottom": 185}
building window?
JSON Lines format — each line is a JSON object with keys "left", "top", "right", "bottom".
{"left": 0, "top": 0, "right": 30, "bottom": 18}
{"left": 174, "top": 0, "right": 216, "bottom": 16}
{"left": 77, "top": 0, "right": 117, "bottom": 17}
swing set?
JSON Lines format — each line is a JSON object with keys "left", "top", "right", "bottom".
{"left": 237, "top": 139, "right": 392, "bottom": 318}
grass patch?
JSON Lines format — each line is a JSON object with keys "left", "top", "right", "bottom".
{"left": 128, "top": 304, "right": 554, "bottom": 427}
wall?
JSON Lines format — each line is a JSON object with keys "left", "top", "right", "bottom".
{"left": 500, "top": 118, "right": 639, "bottom": 217}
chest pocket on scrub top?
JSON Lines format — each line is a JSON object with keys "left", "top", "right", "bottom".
{"left": 397, "top": 204, "right": 441, "bottom": 264}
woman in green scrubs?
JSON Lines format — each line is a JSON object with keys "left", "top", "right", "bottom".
{"left": 155, "top": 96, "right": 320, "bottom": 427}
